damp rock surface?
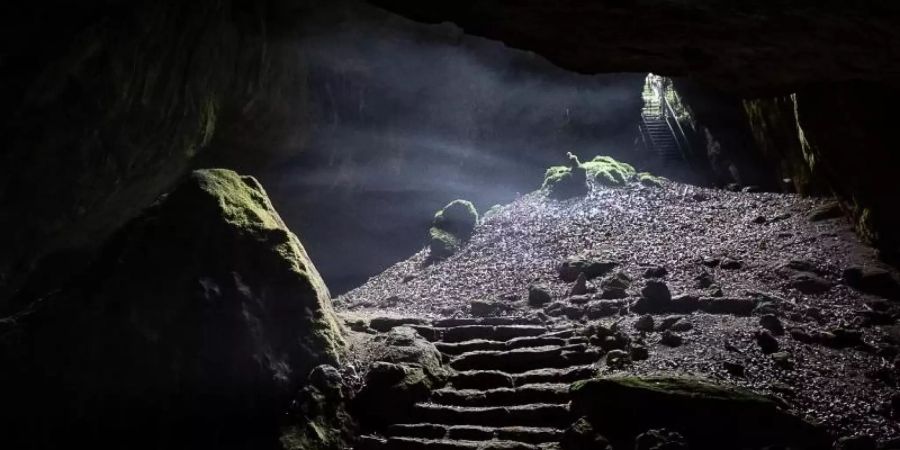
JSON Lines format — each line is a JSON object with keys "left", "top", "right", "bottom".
{"left": 339, "top": 180, "right": 900, "bottom": 440}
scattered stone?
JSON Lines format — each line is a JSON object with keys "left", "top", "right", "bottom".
{"left": 752, "top": 215, "right": 767, "bottom": 224}
{"left": 631, "top": 345, "right": 650, "bottom": 361}
{"left": 558, "top": 257, "right": 618, "bottom": 282}
{"left": 692, "top": 192, "right": 709, "bottom": 202}
{"left": 600, "top": 287, "right": 629, "bottom": 300}
{"left": 695, "top": 270, "right": 715, "bottom": 288}
{"left": 606, "top": 349, "right": 632, "bottom": 369}
{"left": 723, "top": 360, "right": 746, "bottom": 377}
{"left": 561, "top": 417, "right": 612, "bottom": 450}
{"left": 585, "top": 300, "right": 627, "bottom": 319}
{"left": 701, "top": 257, "right": 720, "bottom": 268}
{"left": 545, "top": 301, "right": 584, "bottom": 320}
{"left": 569, "top": 273, "right": 589, "bottom": 296}
{"left": 634, "top": 315, "right": 655, "bottom": 332}
{"left": 642, "top": 280, "right": 672, "bottom": 304}
{"left": 782, "top": 259, "right": 823, "bottom": 275}
{"left": 834, "top": 435, "right": 877, "bottom": 450}
{"left": 759, "top": 314, "right": 785, "bottom": 336}
{"left": 699, "top": 297, "right": 757, "bottom": 316}
{"left": 568, "top": 294, "right": 593, "bottom": 305}
{"left": 756, "top": 330, "right": 780, "bottom": 354}
{"left": 656, "top": 315, "right": 683, "bottom": 332}
{"left": 771, "top": 352, "right": 794, "bottom": 370}
{"left": 742, "top": 185, "right": 763, "bottom": 193}
{"left": 721, "top": 258, "right": 744, "bottom": 270}
{"left": 601, "top": 272, "right": 632, "bottom": 290}
{"left": 671, "top": 320, "right": 694, "bottom": 332}
{"left": 843, "top": 265, "right": 900, "bottom": 300}
{"left": 707, "top": 285, "right": 724, "bottom": 297}
{"left": 724, "top": 342, "right": 741, "bottom": 353}
{"left": 789, "top": 272, "right": 833, "bottom": 294}
{"left": 368, "top": 317, "right": 428, "bottom": 333}
{"left": 635, "top": 429, "right": 689, "bottom": 450}
{"left": 470, "top": 299, "right": 508, "bottom": 317}
{"left": 643, "top": 266, "right": 668, "bottom": 278}
{"left": 807, "top": 201, "right": 843, "bottom": 222}
{"left": 660, "top": 331, "right": 684, "bottom": 347}
{"left": 528, "top": 285, "right": 552, "bottom": 307}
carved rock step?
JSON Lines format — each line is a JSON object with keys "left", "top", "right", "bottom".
{"left": 433, "top": 317, "right": 544, "bottom": 327}
{"left": 356, "top": 435, "right": 549, "bottom": 450}
{"left": 449, "top": 366, "right": 597, "bottom": 390}
{"left": 449, "top": 345, "right": 600, "bottom": 372}
{"left": 387, "top": 424, "right": 563, "bottom": 444}
{"left": 421, "top": 325, "right": 552, "bottom": 343}
{"left": 408, "top": 403, "right": 572, "bottom": 428}
{"left": 431, "top": 383, "right": 570, "bottom": 407}
{"left": 435, "top": 336, "right": 570, "bottom": 355}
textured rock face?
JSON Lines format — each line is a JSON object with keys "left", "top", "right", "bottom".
{"left": 369, "top": 0, "right": 900, "bottom": 95}
{"left": 0, "top": 169, "right": 344, "bottom": 449}
{"left": 571, "top": 376, "right": 829, "bottom": 449}
{"left": 0, "top": 0, "right": 314, "bottom": 311}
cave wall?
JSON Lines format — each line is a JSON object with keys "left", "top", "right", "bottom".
{"left": 0, "top": 0, "right": 317, "bottom": 311}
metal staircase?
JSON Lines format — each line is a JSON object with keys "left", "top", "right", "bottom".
{"left": 639, "top": 75, "right": 689, "bottom": 163}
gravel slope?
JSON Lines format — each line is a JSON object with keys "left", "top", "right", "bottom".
{"left": 337, "top": 180, "right": 900, "bottom": 441}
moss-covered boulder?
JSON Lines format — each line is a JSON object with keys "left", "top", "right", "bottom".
{"left": 570, "top": 376, "right": 829, "bottom": 449}
{"left": 542, "top": 155, "right": 661, "bottom": 199}
{"left": 428, "top": 199, "right": 478, "bottom": 260}
{"left": 0, "top": 169, "right": 344, "bottom": 449}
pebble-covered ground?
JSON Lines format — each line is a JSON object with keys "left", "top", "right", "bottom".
{"left": 336, "top": 180, "right": 900, "bottom": 441}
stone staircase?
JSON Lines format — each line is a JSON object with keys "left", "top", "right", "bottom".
{"left": 357, "top": 319, "right": 601, "bottom": 449}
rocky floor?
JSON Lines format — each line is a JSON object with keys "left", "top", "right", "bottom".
{"left": 337, "top": 180, "right": 900, "bottom": 442}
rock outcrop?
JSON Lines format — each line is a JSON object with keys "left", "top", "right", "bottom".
{"left": 0, "top": 169, "right": 344, "bottom": 449}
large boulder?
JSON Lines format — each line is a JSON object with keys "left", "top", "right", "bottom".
{"left": 428, "top": 199, "right": 479, "bottom": 261}
{"left": 353, "top": 326, "right": 448, "bottom": 428}
{"left": 0, "top": 169, "right": 344, "bottom": 449}
{"left": 570, "top": 376, "right": 829, "bottom": 450}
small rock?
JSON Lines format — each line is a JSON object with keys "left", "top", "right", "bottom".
{"left": 528, "top": 285, "right": 552, "bottom": 307}
{"left": 789, "top": 272, "right": 833, "bottom": 294}
{"left": 759, "top": 314, "right": 785, "bottom": 336}
{"left": 660, "top": 331, "right": 683, "bottom": 347}
{"left": 807, "top": 201, "right": 843, "bottom": 222}
{"left": 834, "top": 435, "right": 877, "bottom": 450}
{"left": 643, "top": 266, "right": 668, "bottom": 278}
{"left": 670, "top": 320, "right": 694, "bottom": 332}
{"left": 724, "top": 342, "right": 741, "bottom": 353}
{"left": 755, "top": 330, "right": 779, "bottom": 354}
{"left": 569, "top": 273, "right": 589, "bottom": 296}
{"left": 721, "top": 258, "right": 743, "bottom": 270}
{"left": 670, "top": 295, "right": 700, "bottom": 313}
{"left": 585, "top": 300, "right": 627, "bottom": 319}
{"left": 692, "top": 192, "right": 709, "bottom": 202}
{"left": 700, "top": 257, "right": 720, "bottom": 267}
{"left": 601, "top": 272, "right": 632, "bottom": 290}
{"left": 561, "top": 417, "right": 611, "bottom": 450}
{"left": 751, "top": 215, "right": 767, "bottom": 224}
{"left": 600, "top": 287, "right": 628, "bottom": 299}
{"left": 843, "top": 266, "right": 900, "bottom": 300}
{"left": 656, "top": 315, "right": 683, "bottom": 331}
{"left": 634, "top": 429, "right": 688, "bottom": 450}
{"left": 558, "top": 257, "right": 618, "bottom": 282}
{"left": 723, "top": 360, "right": 746, "bottom": 377}
{"left": 695, "top": 270, "right": 715, "bottom": 288}
{"left": 641, "top": 280, "right": 672, "bottom": 304}
{"left": 470, "top": 300, "right": 505, "bottom": 317}
{"left": 698, "top": 297, "right": 757, "bottom": 316}
{"left": 634, "top": 315, "right": 655, "bottom": 332}
{"left": 569, "top": 294, "right": 593, "bottom": 305}
{"left": 707, "top": 285, "right": 724, "bottom": 297}
{"left": 630, "top": 345, "right": 650, "bottom": 361}
{"left": 605, "top": 349, "right": 631, "bottom": 369}
{"left": 771, "top": 351, "right": 794, "bottom": 370}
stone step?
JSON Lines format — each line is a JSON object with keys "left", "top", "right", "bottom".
{"left": 387, "top": 424, "right": 563, "bottom": 444}
{"left": 356, "top": 435, "right": 546, "bottom": 450}
{"left": 432, "top": 317, "right": 544, "bottom": 328}
{"left": 408, "top": 403, "right": 572, "bottom": 428}
{"left": 431, "top": 383, "right": 570, "bottom": 407}
{"left": 449, "top": 366, "right": 596, "bottom": 390}
{"left": 433, "top": 325, "right": 551, "bottom": 343}
{"left": 435, "top": 336, "right": 568, "bottom": 355}
{"left": 449, "top": 345, "right": 599, "bottom": 372}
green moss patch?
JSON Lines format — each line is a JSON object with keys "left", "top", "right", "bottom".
{"left": 541, "top": 155, "right": 663, "bottom": 199}
{"left": 571, "top": 376, "right": 828, "bottom": 449}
